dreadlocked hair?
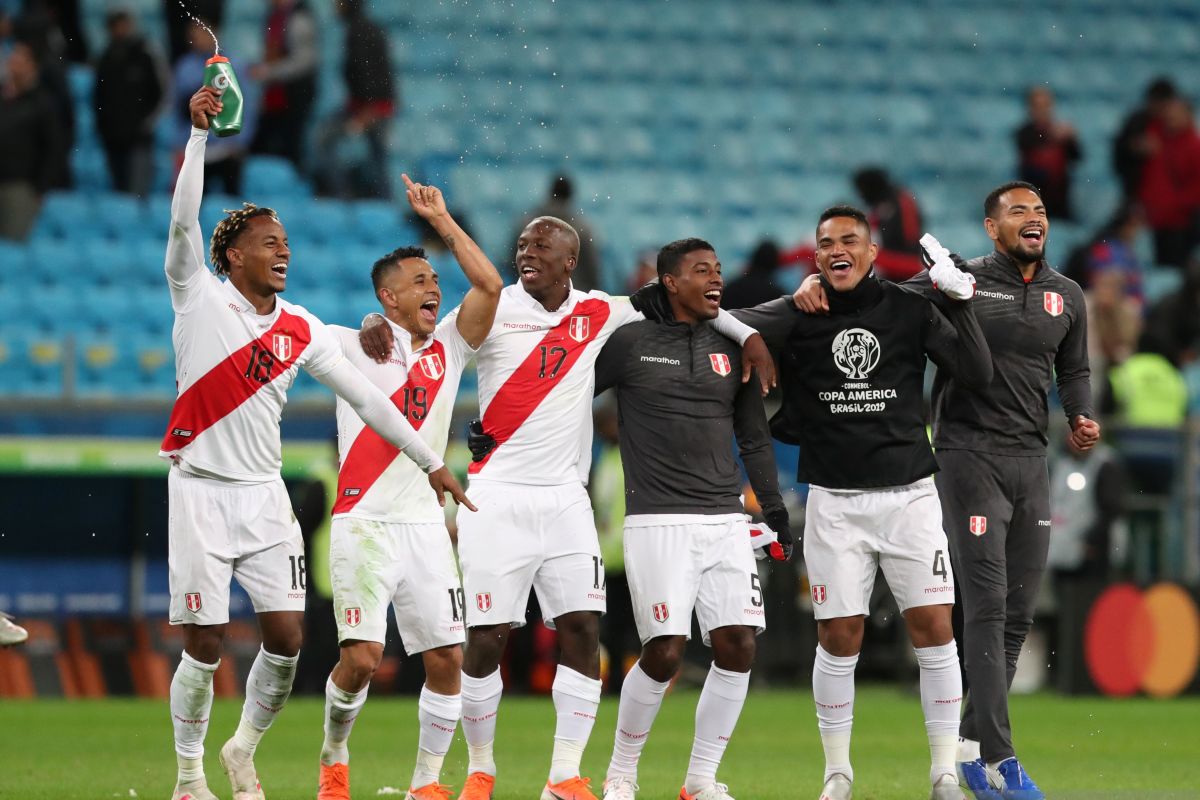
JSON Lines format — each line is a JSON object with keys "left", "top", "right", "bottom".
{"left": 209, "top": 203, "right": 279, "bottom": 275}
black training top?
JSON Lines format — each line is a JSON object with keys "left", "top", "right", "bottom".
{"left": 734, "top": 274, "right": 992, "bottom": 489}
{"left": 905, "top": 251, "right": 1092, "bottom": 456}
{"left": 593, "top": 318, "right": 784, "bottom": 519}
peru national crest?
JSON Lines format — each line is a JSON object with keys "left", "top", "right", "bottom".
{"left": 652, "top": 602, "right": 669, "bottom": 622}
{"left": 476, "top": 592, "right": 493, "bottom": 613}
{"left": 345, "top": 607, "right": 361, "bottom": 627}
{"left": 418, "top": 352, "right": 444, "bottom": 380}
{"left": 568, "top": 315, "right": 590, "bottom": 343}
{"left": 185, "top": 592, "right": 202, "bottom": 613}
{"left": 969, "top": 515, "right": 988, "bottom": 536}
{"left": 1043, "top": 291, "right": 1064, "bottom": 317}
{"left": 811, "top": 585, "right": 827, "bottom": 605}
{"left": 272, "top": 333, "right": 292, "bottom": 361}
{"left": 709, "top": 353, "right": 732, "bottom": 376}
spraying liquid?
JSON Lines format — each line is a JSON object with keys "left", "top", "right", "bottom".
{"left": 177, "top": 0, "right": 220, "bottom": 54}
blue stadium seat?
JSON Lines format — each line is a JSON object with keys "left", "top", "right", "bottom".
{"left": 244, "top": 158, "right": 310, "bottom": 198}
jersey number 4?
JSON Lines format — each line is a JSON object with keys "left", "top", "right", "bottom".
{"left": 244, "top": 343, "right": 277, "bottom": 384}
{"left": 932, "top": 549, "right": 948, "bottom": 580}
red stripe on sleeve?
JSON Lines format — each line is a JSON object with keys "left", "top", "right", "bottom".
{"left": 160, "top": 310, "right": 312, "bottom": 453}
{"left": 469, "top": 298, "right": 611, "bottom": 474}
{"left": 333, "top": 340, "right": 448, "bottom": 515}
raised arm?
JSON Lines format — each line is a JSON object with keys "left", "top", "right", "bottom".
{"left": 165, "top": 88, "right": 221, "bottom": 304}
{"left": 313, "top": 359, "right": 477, "bottom": 510}
{"left": 402, "top": 174, "right": 502, "bottom": 348}
{"left": 730, "top": 296, "right": 799, "bottom": 353}
{"left": 922, "top": 299, "right": 993, "bottom": 390}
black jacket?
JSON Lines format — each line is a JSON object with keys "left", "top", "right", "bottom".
{"left": 906, "top": 251, "right": 1092, "bottom": 456}
{"left": 734, "top": 275, "right": 992, "bottom": 489}
{"left": 94, "top": 36, "right": 164, "bottom": 145}
{"left": 0, "top": 85, "right": 63, "bottom": 191}
{"left": 593, "top": 318, "right": 784, "bottom": 519}
{"left": 344, "top": 13, "right": 395, "bottom": 105}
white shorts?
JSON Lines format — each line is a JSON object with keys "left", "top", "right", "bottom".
{"left": 330, "top": 517, "right": 466, "bottom": 654}
{"left": 456, "top": 479, "right": 605, "bottom": 629}
{"left": 168, "top": 467, "right": 306, "bottom": 626}
{"left": 624, "top": 514, "right": 765, "bottom": 646}
{"left": 804, "top": 477, "right": 956, "bottom": 620}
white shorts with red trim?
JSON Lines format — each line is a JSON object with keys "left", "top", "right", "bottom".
{"left": 804, "top": 477, "right": 956, "bottom": 620}
{"left": 167, "top": 467, "right": 306, "bottom": 626}
{"left": 330, "top": 517, "right": 466, "bottom": 653}
{"left": 624, "top": 514, "right": 766, "bottom": 646}
{"left": 456, "top": 479, "right": 606, "bottom": 629}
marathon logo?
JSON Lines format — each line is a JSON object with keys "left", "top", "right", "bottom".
{"left": 639, "top": 355, "right": 681, "bottom": 366}
{"left": 342, "top": 488, "right": 362, "bottom": 497}
{"left": 975, "top": 289, "right": 1016, "bottom": 301}
{"left": 171, "top": 428, "right": 194, "bottom": 438}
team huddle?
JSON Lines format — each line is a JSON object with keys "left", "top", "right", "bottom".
{"left": 161, "top": 87, "right": 1098, "bottom": 800}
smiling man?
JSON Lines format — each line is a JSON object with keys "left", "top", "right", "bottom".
{"left": 734, "top": 206, "right": 990, "bottom": 800}
{"left": 360, "top": 217, "right": 773, "bottom": 800}
{"left": 161, "top": 88, "right": 471, "bottom": 800}
{"left": 315, "top": 175, "right": 502, "bottom": 800}
{"left": 591, "top": 239, "right": 793, "bottom": 800}
{"left": 793, "top": 185, "right": 1098, "bottom": 800}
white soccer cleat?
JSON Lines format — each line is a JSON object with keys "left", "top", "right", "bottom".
{"left": 680, "top": 783, "right": 736, "bottom": 800}
{"left": 819, "top": 773, "right": 852, "bottom": 800}
{"left": 930, "top": 773, "right": 967, "bottom": 800}
{"left": 171, "top": 780, "right": 220, "bottom": 800}
{"left": 0, "top": 613, "right": 28, "bottom": 646}
{"left": 219, "top": 739, "right": 266, "bottom": 800}
{"left": 602, "top": 776, "right": 639, "bottom": 800}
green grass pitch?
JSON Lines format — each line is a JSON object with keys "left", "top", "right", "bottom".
{"left": 1, "top": 687, "right": 1197, "bottom": 799}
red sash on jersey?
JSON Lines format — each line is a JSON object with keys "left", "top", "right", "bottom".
{"left": 160, "top": 310, "right": 312, "bottom": 453}
{"left": 334, "top": 340, "right": 448, "bottom": 515}
{"left": 470, "top": 299, "right": 611, "bottom": 474}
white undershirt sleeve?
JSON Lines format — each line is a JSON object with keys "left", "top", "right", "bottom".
{"left": 313, "top": 359, "right": 445, "bottom": 474}
{"left": 164, "top": 127, "right": 211, "bottom": 310}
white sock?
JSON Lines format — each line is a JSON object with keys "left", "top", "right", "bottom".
{"left": 813, "top": 645, "right": 858, "bottom": 784}
{"left": 958, "top": 737, "right": 981, "bottom": 763}
{"left": 411, "top": 684, "right": 462, "bottom": 788}
{"left": 461, "top": 669, "right": 503, "bottom": 776}
{"left": 916, "top": 641, "right": 963, "bottom": 784}
{"left": 549, "top": 665, "right": 602, "bottom": 783}
{"left": 607, "top": 661, "right": 670, "bottom": 782}
{"left": 683, "top": 664, "right": 749, "bottom": 794}
{"left": 322, "top": 674, "right": 369, "bottom": 766}
{"left": 171, "top": 652, "right": 218, "bottom": 782}
{"left": 232, "top": 646, "right": 298, "bottom": 756}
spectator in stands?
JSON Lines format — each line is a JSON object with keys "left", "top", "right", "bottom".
{"left": 1015, "top": 86, "right": 1083, "bottom": 220}
{"left": 1113, "top": 77, "right": 1178, "bottom": 200}
{"left": 624, "top": 248, "right": 658, "bottom": 294}
{"left": 1103, "top": 330, "right": 1188, "bottom": 429}
{"left": 1138, "top": 96, "right": 1200, "bottom": 268}
{"left": 11, "top": 4, "right": 73, "bottom": 188}
{"left": 853, "top": 166, "right": 924, "bottom": 255}
{"left": 171, "top": 19, "right": 255, "bottom": 195}
{"left": 250, "top": 0, "right": 318, "bottom": 168}
{"left": 721, "top": 240, "right": 783, "bottom": 310}
{"left": 1086, "top": 267, "right": 1142, "bottom": 385}
{"left": 0, "top": 40, "right": 62, "bottom": 241}
{"left": 1063, "top": 204, "right": 1146, "bottom": 300}
{"left": 94, "top": 11, "right": 165, "bottom": 197}
{"left": 1142, "top": 250, "right": 1200, "bottom": 368}
{"left": 313, "top": 0, "right": 396, "bottom": 200}
{"left": 512, "top": 174, "right": 602, "bottom": 290}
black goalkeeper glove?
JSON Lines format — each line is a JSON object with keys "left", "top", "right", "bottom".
{"left": 765, "top": 508, "right": 795, "bottom": 562}
{"left": 466, "top": 418, "right": 497, "bottom": 463}
{"left": 629, "top": 280, "right": 673, "bottom": 323}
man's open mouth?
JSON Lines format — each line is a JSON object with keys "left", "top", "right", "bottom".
{"left": 831, "top": 260, "right": 852, "bottom": 273}
{"left": 419, "top": 298, "right": 438, "bottom": 322}
{"left": 1020, "top": 227, "right": 1044, "bottom": 243}
{"left": 271, "top": 262, "right": 288, "bottom": 277}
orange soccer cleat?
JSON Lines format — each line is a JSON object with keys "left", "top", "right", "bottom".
{"left": 405, "top": 783, "right": 454, "bottom": 800}
{"left": 458, "top": 772, "right": 495, "bottom": 800}
{"left": 541, "top": 776, "right": 599, "bottom": 800}
{"left": 317, "top": 762, "right": 351, "bottom": 800}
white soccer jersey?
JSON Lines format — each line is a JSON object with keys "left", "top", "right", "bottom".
{"left": 331, "top": 314, "right": 475, "bottom": 523}
{"left": 159, "top": 269, "right": 343, "bottom": 482}
{"left": 468, "top": 282, "right": 641, "bottom": 486}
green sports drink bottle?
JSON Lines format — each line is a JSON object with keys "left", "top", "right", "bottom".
{"left": 203, "top": 55, "right": 243, "bottom": 137}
